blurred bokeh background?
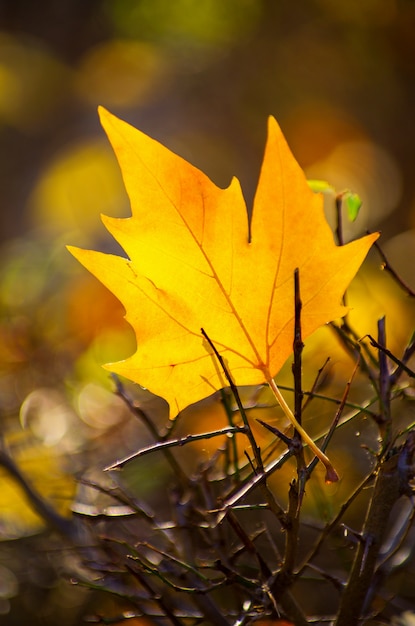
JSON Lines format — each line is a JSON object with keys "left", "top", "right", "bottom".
{"left": 1, "top": 0, "right": 415, "bottom": 624}
{"left": 2, "top": 0, "right": 415, "bottom": 248}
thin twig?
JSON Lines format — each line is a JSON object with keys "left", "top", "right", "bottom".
{"left": 216, "top": 449, "right": 293, "bottom": 518}
{"left": 220, "top": 388, "right": 241, "bottom": 481}
{"left": 292, "top": 268, "right": 306, "bottom": 478}
{"left": 104, "top": 426, "right": 246, "bottom": 470}
{"left": 377, "top": 317, "right": 392, "bottom": 441}
{"left": 112, "top": 375, "right": 187, "bottom": 482}
{"left": 364, "top": 334, "right": 415, "bottom": 379}
{"left": 125, "top": 562, "right": 185, "bottom": 626}
{"left": 372, "top": 237, "right": 415, "bottom": 298}
{"left": 201, "top": 328, "right": 264, "bottom": 472}
{"left": 390, "top": 332, "right": 415, "bottom": 385}
{"left": 277, "top": 384, "right": 377, "bottom": 418}
{"left": 296, "top": 471, "right": 375, "bottom": 577}
{"left": 305, "top": 357, "right": 361, "bottom": 479}
{"left": 302, "top": 357, "right": 331, "bottom": 413}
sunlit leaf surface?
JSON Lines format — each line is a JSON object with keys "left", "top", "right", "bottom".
{"left": 69, "top": 109, "right": 377, "bottom": 417}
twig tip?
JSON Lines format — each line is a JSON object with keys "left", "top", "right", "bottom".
{"left": 325, "top": 466, "right": 339, "bottom": 484}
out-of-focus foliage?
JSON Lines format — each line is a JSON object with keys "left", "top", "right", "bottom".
{"left": 107, "top": 0, "right": 261, "bottom": 52}
{"left": 0, "top": 33, "right": 71, "bottom": 131}
{"left": 29, "top": 140, "right": 129, "bottom": 241}
{"left": 75, "top": 39, "right": 168, "bottom": 109}
{"left": 0, "top": 431, "right": 75, "bottom": 538}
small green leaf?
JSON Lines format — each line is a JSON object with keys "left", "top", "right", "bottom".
{"left": 307, "top": 179, "right": 335, "bottom": 194}
{"left": 344, "top": 192, "right": 362, "bottom": 222}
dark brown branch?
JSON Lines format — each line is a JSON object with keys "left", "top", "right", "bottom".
{"left": 335, "top": 194, "right": 345, "bottom": 247}
{"left": 0, "top": 445, "right": 76, "bottom": 540}
{"left": 335, "top": 433, "right": 415, "bottom": 626}
{"left": 292, "top": 267, "right": 304, "bottom": 430}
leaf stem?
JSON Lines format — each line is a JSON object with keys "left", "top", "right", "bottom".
{"left": 265, "top": 375, "right": 339, "bottom": 482}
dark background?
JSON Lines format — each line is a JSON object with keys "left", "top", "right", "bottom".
{"left": 1, "top": 0, "right": 415, "bottom": 250}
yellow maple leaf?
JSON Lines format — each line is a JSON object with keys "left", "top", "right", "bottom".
{"left": 68, "top": 108, "right": 378, "bottom": 480}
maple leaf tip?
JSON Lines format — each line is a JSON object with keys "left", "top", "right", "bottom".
{"left": 267, "top": 115, "right": 283, "bottom": 133}
{"left": 97, "top": 106, "right": 119, "bottom": 133}
{"left": 66, "top": 244, "right": 79, "bottom": 257}
{"left": 97, "top": 104, "right": 109, "bottom": 116}
{"left": 265, "top": 115, "right": 294, "bottom": 157}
